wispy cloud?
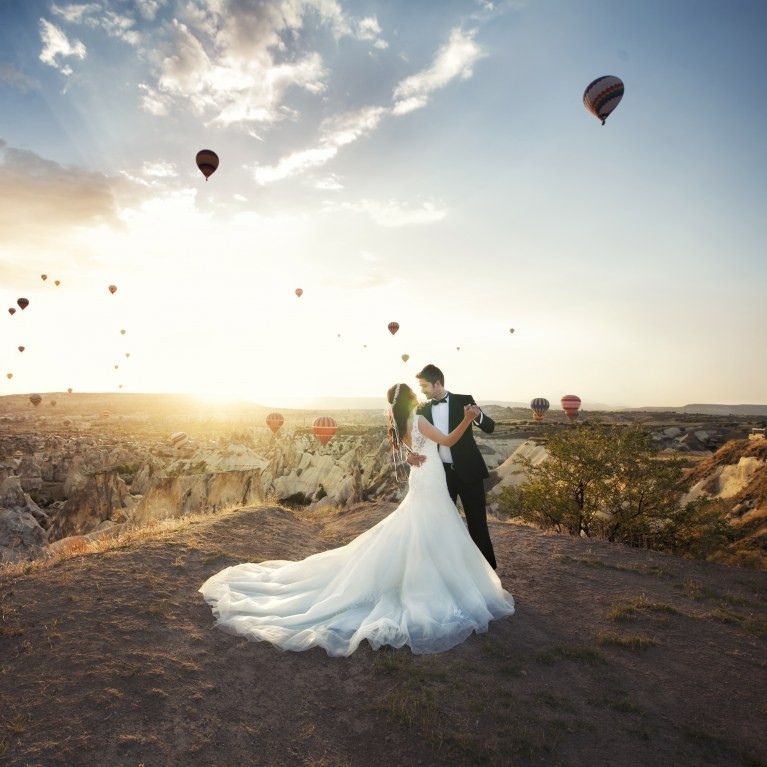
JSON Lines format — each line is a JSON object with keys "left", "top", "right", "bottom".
{"left": 0, "top": 63, "right": 40, "bottom": 92}
{"left": 335, "top": 198, "right": 447, "bottom": 227}
{"left": 252, "top": 25, "right": 486, "bottom": 184}
{"left": 38, "top": 18, "right": 86, "bottom": 75}
{"left": 253, "top": 105, "right": 386, "bottom": 183}
{"left": 392, "top": 28, "right": 485, "bottom": 115}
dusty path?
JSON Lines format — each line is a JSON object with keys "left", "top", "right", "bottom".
{"left": 1, "top": 503, "right": 766, "bottom": 766}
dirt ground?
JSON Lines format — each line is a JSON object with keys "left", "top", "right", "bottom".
{"left": 1, "top": 503, "right": 766, "bottom": 767}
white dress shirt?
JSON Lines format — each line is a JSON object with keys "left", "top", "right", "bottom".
{"left": 431, "top": 395, "right": 452, "bottom": 463}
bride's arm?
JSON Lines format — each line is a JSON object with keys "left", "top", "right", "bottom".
{"left": 417, "top": 406, "right": 480, "bottom": 447}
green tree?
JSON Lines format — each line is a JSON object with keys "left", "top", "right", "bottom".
{"left": 497, "top": 424, "right": 731, "bottom": 556}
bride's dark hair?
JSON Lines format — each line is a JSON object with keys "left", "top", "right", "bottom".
{"left": 386, "top": 383, "right": 416, "bottom": 450}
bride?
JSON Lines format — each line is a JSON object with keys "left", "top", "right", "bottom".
{"left": 199, "top": 383, "right": 515, "bottom": 656}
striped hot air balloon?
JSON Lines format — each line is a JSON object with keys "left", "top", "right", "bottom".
{"left": 530, "top": 398, "right": 550, "bottom": 421}
{"left": 196, "top": 149, "right": 219, "bottom": 180}
{"left": 387, "top": 322, "right": 399, "bottom": 335}
{"left": 561, "top": 395, "right": 582, "bottom": 421}
{"left": 583, "top": 75, "right": 624, "bottom": 125}
{"left": 313, "top": 416, "right": 337, "bottom": 446}
{"left": 266, "top": 413, "right": 284, "bottom": 434}
{"left": 170, "top": 431, "right": 188, "bottom": 448}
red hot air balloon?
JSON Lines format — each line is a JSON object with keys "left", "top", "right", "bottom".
{"left": 8, "top": 308, "right": 16, "bottom": 315}
{"left": 561, "top": 394, "right": 582, "bottom": 421}
{"left": 17, "top": 346, "right": 24, "bottom": 353}
{"left": 266, "top": 413, "right": 284, "bottom": 434}
{"left": 295, "top": 288, "right": 303, "bottom": 297}
{"left": 170, "top": 431, "right": 188, "bottom": 448}
{"left": 196, "top": 149, "right": 219, "bottom": 180}
{"left": 388, "top": 322, "right": 399, "bottom": 335}
{"left": 530, "top": 397, "right": 550, "bottom": 421}
{"left": 108, "top": 285, "right": 117, "bottom": 295}
{"left": 313, "top": 416, "right": 337, "bottom": 446}
{"left": 17, "top": 298, "right": 29, "bottom": 310}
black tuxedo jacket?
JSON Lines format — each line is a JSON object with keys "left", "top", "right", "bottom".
{"left": 417, "top": 393, "right": 494, "bottom": 483}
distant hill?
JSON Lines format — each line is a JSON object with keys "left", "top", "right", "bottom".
{"left": 628, "top": 404, "right": 767, "bottom": 416}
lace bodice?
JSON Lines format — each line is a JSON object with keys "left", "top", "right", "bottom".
{"left": 407, "top": 411, "right": 445, "bottom": 496}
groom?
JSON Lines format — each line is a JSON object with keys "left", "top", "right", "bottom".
{"left": 409, "top": 364, "right": 497, "bottom": 569}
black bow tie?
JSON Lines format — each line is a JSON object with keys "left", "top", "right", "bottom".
{"left": 432, "top": 396, "right": 448, "bottom": 405}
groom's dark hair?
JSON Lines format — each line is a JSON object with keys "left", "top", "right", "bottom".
{"left": 416, "top": 364, "right": 444, "bottom": 386}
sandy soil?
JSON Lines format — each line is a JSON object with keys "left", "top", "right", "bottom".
{"left": 1, "top": 503, "right": 766, "bottom": 767}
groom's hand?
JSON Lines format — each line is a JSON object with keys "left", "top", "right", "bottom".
{"left": 406, "top": 452, "right": 427, "bottom": 468}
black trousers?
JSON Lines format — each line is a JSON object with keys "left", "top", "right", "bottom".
{"left": 443, "top": 462, "right": 497, "bottom": 570}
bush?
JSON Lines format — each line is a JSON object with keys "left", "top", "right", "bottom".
{"left": 496, "top": 424, "right": 733, "bottom": 559}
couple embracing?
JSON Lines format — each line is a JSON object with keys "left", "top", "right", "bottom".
{"left": 200, "top": 363, "right": 514, "bottom": 657}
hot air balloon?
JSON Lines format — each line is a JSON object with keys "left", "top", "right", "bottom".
{"left": 118, "top": 384, "right": 123, "bottom": 389}
{"left": 6, "top": 374, "right": 12, "bottom": 380}
{"left": 54, "top": 280, "right": 61, "bottom": 286}
{"left": 17, "top": 298, "right": 29, "bottom": 310}
{"left": 401, "top": 354, "right": 409, "bottom": 362}
{"left": 67, "top": 388, "right": 73, "bottom": 394}
{"left": 114, "top": 365, "right": 119, "bottom": 369}
{"left": 196, "top": 149, "right": 219, "bottom": 180}
{"left": 561, "top": 394, "right": 582, "bottom": 421}
{"left": 8, "top": 308, "right": 16, "bottom": 315}
{"left": 295, "top": 288, "right": 303, "bottom": 297}
{"left": 456, "top": 347, "right": 460, "bottom": 351}
{"left": 313, "top": 416, "right": 337, "bottom": 446}
{"left": 171, "top": 431, "right": 188, "bottom": 448}
{"left": 30, "top": 393, "right": 42, "bottom": 407}
{"left": 388, "top": 322, "right": 399, "bottom": 335}
{"left": 530, "top": 398, "right": 550, "bottom": 421}
{"left": 102, "top": 410, "right": 110, "bottom": 418}
{"left": 120, "top": 329, "right": 126, "bottom": 335}
{"left": 108, "top": 285, "right": 117, "bottom": 295}
{"left": 266, "top": 413, "right": 284, "bottom": 434}
{"left": 125, "top": 353, "right": 130, "bottom": 358}
{"left": 509, "top": 328, "right": 515, "bottom": 334}
{"left": 17, "top": 346, "right": 24, "bottom": 353}
{"left": 41, "top": 274, "right": 47, "bottom": 281}
{"left": 583, "top": 76, "right": 624, "bottom": 125}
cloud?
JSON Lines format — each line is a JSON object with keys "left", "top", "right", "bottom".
{"left": 134, "top": 1, "right": 384, "bottom": 127}
{"left": 38, "top": 19, "right": 87, "bottom": 75}
{"left": 250, "top": 26, "right": 486, "bottom": 183}
{"left": 392, "top": 28, "right": 485, "bottom": 115}
{"left": 0, "top": 63, "right": 40, "bottom": 92}
{"left": 315, "top": 174, "right": 343, "bottom": 190}
{"left": 335, "top": 198, "right": 447, "bottom": 227}
{"left": 0, "top": 144, "right": 122, "bottom": 253}
{"left": 253, "top": 105, "right": 386, "bottom": 183}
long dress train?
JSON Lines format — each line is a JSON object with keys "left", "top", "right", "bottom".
{"left": 199, "top": 412, "right": 514, "bottom": 656}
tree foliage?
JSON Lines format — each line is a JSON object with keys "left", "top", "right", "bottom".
{"left": 497, "top": 424, "right": 732, "bottom": 557}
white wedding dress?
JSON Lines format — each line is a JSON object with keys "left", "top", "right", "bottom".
{"left": 199, "top": 412, "right": 515, "bottom": 656}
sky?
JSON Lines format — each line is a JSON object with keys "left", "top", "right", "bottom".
{"left": 1, "top": 0, "right": 766, "bottom": 409}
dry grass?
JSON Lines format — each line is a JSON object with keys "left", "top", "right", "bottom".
{"left": 596, "top": 631, "right": 657, "bottom": 652}
{"left": 0, "top": 503, "right": 257, "bottom": 578}
{"left": 608, "top": 594, "right": 680, "bottom": 621}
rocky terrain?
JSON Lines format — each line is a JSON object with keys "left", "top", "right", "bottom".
{"left": 1, "top": 392, "right": 766, "bottom": 567}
